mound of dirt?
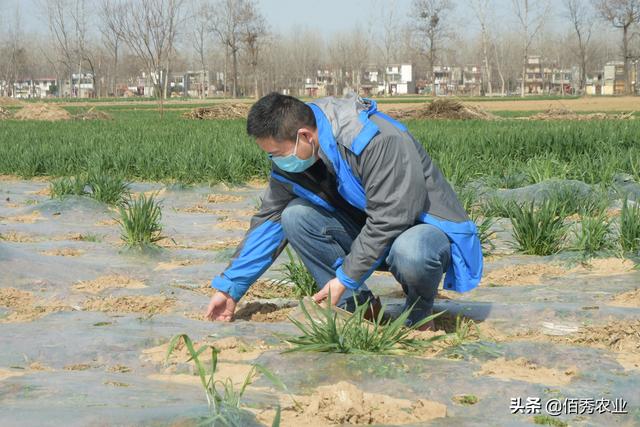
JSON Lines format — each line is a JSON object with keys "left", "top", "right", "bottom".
{"left": 525, "top": 108, "right": 635, "bottom": 121}
{"left": 73, "top": 275, "right": 147, "bottom": 294}
{"left": 243, "top": 279, "right": 298, "bottom": 300}
{"left": 143, "top": 336, "right": 268, "bottom": 365}
{"left": 387, "top": 99, "right": 499, "bottom": 120}
{"left": 482, "top": 263, "right": 567, "bottom": 286}
{"left": 74, "top": 107, "right": 113, "bottom": 121}
{"left": 14, "top": 103, "right": 71, "bottom": 121}
{"left": 183, "top": 103, "right": 250, "bottom": 120}
{"left": 610, "top": 288, "right": 640, "bottom": 307}
{"left": 0, "top": 107, "right": 12, "bottom": 119}
{"left": 0, "top": 288, "right": 71, "bottom": 323}
{"left": 82, "top": 295, "right": 173, "bottom": 314}
{"left": 568, "top": 320, "right": 640, "bottom": 352}
{"left": 263, "top": 381, "right": 446, "bottom": 426}
{"left": 476, "top": 357, "right": 575, "bottom": 386}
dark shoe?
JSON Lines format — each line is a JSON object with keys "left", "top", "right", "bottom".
{"left": 339, "top": 290, "right": 382, "bottom": 322}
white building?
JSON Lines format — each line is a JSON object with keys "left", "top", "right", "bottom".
{"left": 385, "top": 64, "right": 415, "bottom": 95}
{"left": 11, "top": 78, "right": 58, "bottom": 98}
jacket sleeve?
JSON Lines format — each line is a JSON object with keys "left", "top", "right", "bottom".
{"left": 336, "top": 134, "right": 427, "bottom": 290}
{"left": 211, "top": 176, "right": 294, "bottom": 301}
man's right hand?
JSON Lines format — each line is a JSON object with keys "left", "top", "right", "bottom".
{"left": 205, "top": 291, "right": 236, "bottom": 321}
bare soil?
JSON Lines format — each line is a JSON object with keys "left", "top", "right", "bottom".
{"left": 14, "top": 103, "right": 72, "bottom": 121}
{"left": 476, "top": 357, "right": 576, "bottom": 386}
{"left": 73, "top": 275, "right": 147, "bottom": 294}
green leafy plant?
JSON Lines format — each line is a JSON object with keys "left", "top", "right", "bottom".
{"left": 525, "top": 155, "right": 570, "bottom": 184}
{"left": 50, "top": 175, "right": 87, "bottom": 199}
{"left": 88, "top": 170, "right": 129, "bottom": 205}
{"left": 620, "top": 198, "right": 640, "bottom": 253}
{"left": 278, "top": 247, "right": 317, "bottom": 297}
{"left": 571, "top": 212, "right": 612, "bottom": 254}
{"left": 510, "top": 200, "right": 568, "bottom": 255}
{"left": 166, "top": 334, "right": 284, "bottom": 427}
{"left": 117, "top": 193, "right": 164, "bottom": 247}
{"left": 286, "top": 297, "right": 446, "bottom": 355}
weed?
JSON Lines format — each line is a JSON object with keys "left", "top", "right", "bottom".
{"left": 286, "top": 298, "right": 446, "bottom": 355}
{"left": 571, "top": 212, "right": 612, "bottom": 254}
{"left": 117, "top": 193, "right": 164, "bottom": 247}
{"left": 50, "top": 175, "right": 87, "bottom": 199}
{"left": 88, "top": 170, "right": 129, "bottom": 205}
{"left": 510, "top": 200, "right": 568, "bottom": 255}
{"left": 166, "top": 334, "right": 285, "bottom": 427}
{"left": 278, "top": 247, "right": 317, "bottom": 297}
{"left": 620, "top": 198, "right": 640, "bottom": 253}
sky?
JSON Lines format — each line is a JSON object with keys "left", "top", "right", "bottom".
{"left": 4, "top": 0, "right": 562, "bottom": 37}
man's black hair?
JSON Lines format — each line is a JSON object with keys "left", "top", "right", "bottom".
{"left": 247, "top": 92, "right": 316, "bottom": 141}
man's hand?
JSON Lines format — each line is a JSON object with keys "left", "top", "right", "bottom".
{"left": 205, "top": 291, "right": 236, "bottom": 321}
{"left": 313, "top": 277, "right": 346, "bottom": 306}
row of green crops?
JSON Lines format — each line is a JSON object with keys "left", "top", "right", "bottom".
{"left": 0, "top": 108, "right": 639, "bottom": 185}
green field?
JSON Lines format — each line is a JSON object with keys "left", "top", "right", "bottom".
{"left": 1, "top": 107, "right": 639, "bottom": 187}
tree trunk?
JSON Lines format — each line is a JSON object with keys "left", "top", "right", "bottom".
{"left": 232, "top": 47, "right": 238, "bottom": 98}
{"left": 623, "top": 24, "right": 630, "bottom": 95}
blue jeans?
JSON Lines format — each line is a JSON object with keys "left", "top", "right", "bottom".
{"left": 280, "top": 198, "right": 452, "bottom": 325}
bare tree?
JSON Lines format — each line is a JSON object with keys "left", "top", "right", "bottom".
{"left": 1, "top": 5, "right": 29, "bottom": 97}
{"left": 594, "top": 0, "right": 640, "bottom": 94}
{"left": 468, "top": 0, "right": 493, "bottom": 95}
{"left": 241, "top": 10, "right": 267, "bottom": 99}
{"left": 563, "top": 0, "right": 594, "bottom": 93}
{"left": 190, "top": 0, "right": 212, "bottom": 98}
{"left": 411, "top": 0, "right": 454, "bottom": 89}
{"left": 104, "top": 0, "right": 185, "bottom": 111}
{"left": 43, "top": 0, "right": 77, "bottom": 97}
{"left": 99, "top": 0, "right": 125, "bottom": 96}
{"left": 511, "top": 0, "right": 551, "bottom": 97}
{"left": 211, "top": 0, "right": 258, "bottom": 98}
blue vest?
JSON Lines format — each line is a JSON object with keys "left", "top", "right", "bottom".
{"left": 308, "top": 99, "right": 483, "bottom": 293}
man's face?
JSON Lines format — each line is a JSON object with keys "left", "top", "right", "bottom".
{"left": 256, "top": 128, "right": 316, "bottom": 160}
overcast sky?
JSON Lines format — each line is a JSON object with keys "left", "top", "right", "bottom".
{"left": 5, "top": 0, "right": 570, "bottom": 37}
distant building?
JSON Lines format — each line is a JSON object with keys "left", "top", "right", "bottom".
{"left": 304, "top": 70, "right": 335, "bottom": 97}
{"left": 524, "top": 55, "right": 543, "bottom": 95}
{"left": 385, "top": 64, "right": 415, "bottom": 95}
{"left": 462, "top": 65, "right": 482, "bottom": 96}
{"left": 603, "top": 61, "right": 625, "bottom": 95}
{"left": 359, "top": 66, "right": 385, "bottom": 96}
{"left": 12, "top": 77, "right": 58, "bottom": 98}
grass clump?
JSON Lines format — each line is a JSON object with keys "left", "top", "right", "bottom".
{"left": 286, "top": 298, "right": 445, "bottom": 355}
{"left": 166, "top": 334, "right": 284, "bottom": 427}
{"left": 50, "top": 175, "right": 87, "bottom": 198}
{"left": 278, "top": 247, "right": 317, "bottom": 297}
{"left": 620, "top": 198, "right": 640, "bottom": 253}
{"left": 510, "top": 200, "right": 568, "bottom": 255}
{"left": 571, "top": 212, "right": 612, "bottom": 254}
{"left": 118, "top": 193, "right": 164, "bottom": 247}
{"left": 87, "top": 170, "right": 129, "bottom": 205}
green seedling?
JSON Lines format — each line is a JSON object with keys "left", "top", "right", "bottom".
{"left": 50, "top": 174, "right": 88, "bottom": 199}
{"left": 166, "top": 334, "right": 285, "bottom": 427}
{"left": 88, "top": 170, "right": 129, "bottom": 205}
{"left": 620, "top": 197, "right": 640, "bottom": 253}
{"left": 533, "top": 414, "right": 568, "bottom": 427}
{"left": 117, "top": 193, "right": 164, "bottom": 247}
{"left": 510, "top": 200, "right": 568, "bottom": 255}
{"left": 286, "top": 297, "right": 447, "bottom": 355}
{"left": 278, "top": 247, "right": 317, "bottom": 297}
{"left": 571, "top": 212, "right": 612, "bottom": 254}
{"left": 452, "top": 394, "right": 479, "bottom": 405}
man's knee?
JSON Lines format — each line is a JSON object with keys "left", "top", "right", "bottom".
{"left": 387, "top": 224, "right": 451, "bottom": 282}
{"left": 281, "top": 198, "right": 317, "bottom": 236}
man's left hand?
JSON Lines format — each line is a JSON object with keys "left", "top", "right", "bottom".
{"left": 313, "top": 277, "right": 346, "bottom": 306}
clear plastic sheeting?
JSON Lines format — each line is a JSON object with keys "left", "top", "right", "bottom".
{"left": 1, "top": 176, "right": 639, "bottom": 426}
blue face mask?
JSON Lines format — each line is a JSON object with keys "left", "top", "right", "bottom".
{"left": 269, "top": 132, "right": 317, "bottom": 173}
